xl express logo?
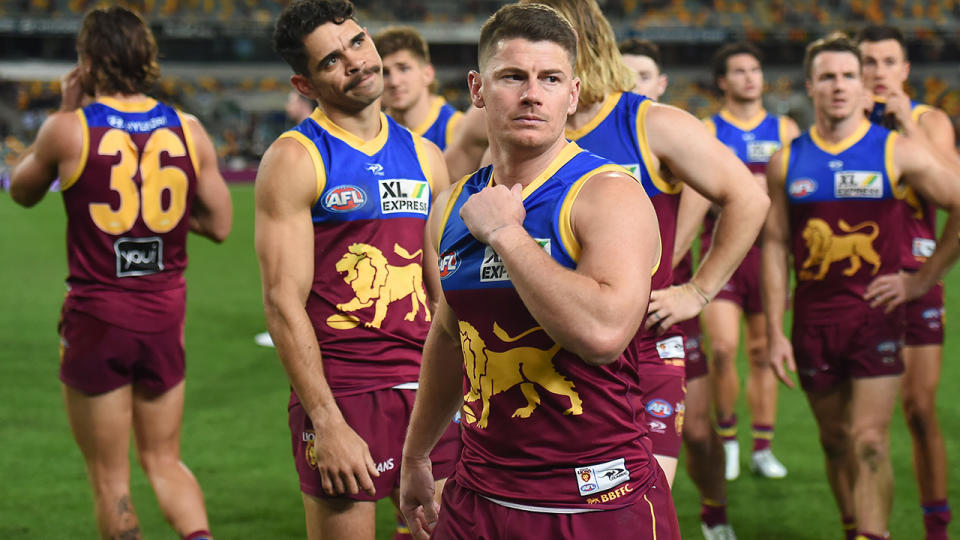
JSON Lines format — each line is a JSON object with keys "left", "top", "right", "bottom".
{"left": 379, "top": 179, "right": 430, "bottom": 215}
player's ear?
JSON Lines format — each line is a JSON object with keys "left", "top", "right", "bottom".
{"left": 568, "top": 77, "right": 581, "bottom": 115}
{"left": 658, "top": 74, "right": 668, "bottom": 97}
{"left": 291, "top": 74, "right": 319, "bottom": 101}
{"left": 424, "top": 63, "right": 436, "bottom": 85}
{"left": 468, "top": 70, "right": 484, "bottom": 108}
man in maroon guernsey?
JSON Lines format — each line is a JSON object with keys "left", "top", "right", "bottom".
{"left": 256, "top": 1, "right": 454, "bottom": 539}
{"left": 398, "top": 4, "right": 679, "bottom": 540}
{"left": 762, "top": 34, "right": 960, "bottom": 540}
{"left": 9, "top": 7, "right": 232, "bottom": 540}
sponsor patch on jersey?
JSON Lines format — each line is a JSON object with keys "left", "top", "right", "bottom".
{"left": 438, "top": 250, "right": 460, "bottom": 280}
{"left": 789, "top": 178, "right": 817, "bottom": 198}
{"left": 912, "top": 238, "right": 936, "bottom": 259}
{"left": 621, "top": 163, "right": 641, "bottom": 179}
{"left": 835, "top": 171, "right": 883, "bottom": 199}
{"left": 647, "top": 420, "right": 667, "bottom": 434}
{"left": 379, "top": 179, "right": 430, "bottom": 215}
{"left": 646, "top": 398, "right": 674, "bottom": 419}
{"left": 366, "top": 162, "right": 384, "bottom": 176}
{"left": 877, "top": 340, "right": 899, "bottom": 354}
{"left": 828, "top": 159, "right": 844, "bottom": 171}
{"left": 747, "top": 140, "right": 781, "bottom": 163}
{"left": 323, "top": 185, "right": 367, "bottom": 213}
{"left": 114, "top": 237, "right": 164, "bottom": 277}
{"left": 656, "top": 336, "right": 685, "bottom": 359}
{"left": 575, "top": 457, "right": 629, "bottom": 496}
{"left": 480, "top": 239, "right": 550, "bottom": 283}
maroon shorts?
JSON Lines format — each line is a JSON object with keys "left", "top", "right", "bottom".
{"left": 639, "top": 335, "right": 686, "bottom": 458}
{"left": 58, "top": 307, "right": 185, "bottom": 395}
{"left": 290, "top": 387, "right": 460, "bottom": 501}
{"left": 792, "top": 308, "right": 905, "bottom": 393}
{"left": 677, "top": 316, "right": 708, "bottom": 380}
{"left": 712, "top": 247, "right": 763, "bottom": 314}
{"left": 904, "top": 282, "right": 944, "bottom": 346}
{"left": 432, "top": 469, "right": 680, "bottom": 540}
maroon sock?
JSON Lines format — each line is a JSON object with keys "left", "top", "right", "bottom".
{"left": 842, "top": 515, "right": 857, "bottom": 540}
{"left": 700, "top": 498, "right": 728, "bottom": 528}
{"left": 717, "top": 414, "right": 737, "bottom": 442}
{"left": 922, "top": 499, "right": 951, "bottom": 540}
{"left": 184, "top": 531, "right": 212, "bottom": 540}
{"left": 752, "top": 424, "right": 773, "bottom": 452}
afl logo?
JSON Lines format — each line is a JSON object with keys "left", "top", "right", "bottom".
{"left": 789, "top": 178, "right": 817, "bottom": 198}
{"left": 438, "top": 250, "right": 460, "bottom": 279}
{"left": 646, "top": 399, "right": 674, "bottom": 419}
{"left": 323, "top": 185, "right": 367, "bottom": 213}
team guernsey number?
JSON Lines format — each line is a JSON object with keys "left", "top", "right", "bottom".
{"left": 89, "top": 128, "right": 189, "bottom": 235}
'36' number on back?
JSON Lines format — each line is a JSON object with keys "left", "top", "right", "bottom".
{"left": 89, "top": 128, "right": 189, "bottom": 234}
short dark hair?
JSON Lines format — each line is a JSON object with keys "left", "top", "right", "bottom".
{"left": 373, "top": 26, "right": 430, "bottom": 64}
{"left": 855, "top": 25, "right": 908, "bottom": 60}
{"left": 274, "top": 0, "right": 356, "bottom": 75}
{"left": 77, "top": 6, "right": 160, "bottom": 95}
{"left": 803, "top": 32, "right": 861, "bottom": 80}
{"left": 711, "top": 41, "right": 763, "bottom": 84}
{"left": 618, "top": 38, "right": 661, "bottom": 71}
{"left": 478, "top": 3, "right": 577, "bottom": 72}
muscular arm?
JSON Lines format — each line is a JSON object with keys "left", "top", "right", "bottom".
{"left": 672, "top": 182, "right": 711, "bottom": 267}
{"left": 465, "top": 172, "right": 659, "bottom": 365}
{"left": 184, "top": 115, "right": 232, "bottom": 242}
{"left": 443, "top": 106, "right": 489, "bottom": 181}
{"left": 10, "top": 112, "right": 80, "bottom": 207}
{"left": 872, "top": 136, "right": 960, "bottom": 302}
{"left": 421, "top": 140, "right": 451, "bottom": 309}
{"left": 760, "top": 149, "right": 796, "bottom": 387}
{"left": 647, "top": 104, "right": 770, "bottom": 297}
{"left": 254, "top": 137, "right": 377, "bottom": 495}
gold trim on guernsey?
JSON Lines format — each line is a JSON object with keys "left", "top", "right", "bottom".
{"left": 809, "top": 119, "right": 871, "bottom": 155}
{"left": 176, "top": 111, "right": 201, "bottom": 177}
{"left": 436, "top": 176, "right": 470, "bottom": 253}
{"left": 912, "top": 103, "right": 933, "bottom": 124}
{"left": 702, "top": 117, "right": 716, "bottom": 137}
{"left": 779, "top": 141, "right": 792, "bottom": 186}
{"left": 719, "top": 108, "right": 767, "bottom": 132}
{"left": 278, "top": 131, "right": 327, "bottom": 206}
{"left": 557, "top": 163, "right": 629, "bottom": 262}
{"left": 96, "top": 96, "right": 159, "bottom": 113}
{"left": 411, "top": 134, "right": 434, "bottom": 191}
{"left": 637, "top": 100, "right": 681, "bottom": 195}
{"left": 517, "top": 142, "right": 583, "bottom": 199}
{"left": 411, "top": 96, "right": 445, "bottom": 136}
{"left": 885, "top": 131, "right": 901, "bottom": 193}
{"left": 445, "top": 110, "right": 464, "bottom": 148}
{"left": 778, "top": 116, "right": 791, "bottom": 147}
{"left": 61, "top": 110, "right": 89, "bottom": 191}
{"left": 309, "top": 107, "right": 389, "bottom": 156}
{"left": 565, "top": 92, "right": 621, "bottom": 140}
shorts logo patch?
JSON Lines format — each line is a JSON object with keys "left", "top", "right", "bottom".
{"left": 302, "top": 431, "right": 318, "bottom": 469}
{"left": 789, "top": 178, "right": 817, "bottom": 198}
{"left": 323, "top": 185, "right": 367, "bottom": 213}
{"left": 438, "top": 250, "right": 460, "bottom": 280}
{"left": 656, "top": 336, "right": 685, "bottom": 359}
{"left": 115, "top": 237, "right": 163, "bottom": 277}
{"left": 379, "top": 179, "right": 430, "bottom": 215}
{"left": 834, "top": 171, "right": 883, "bottom": 199}
{"left": 575, "top": 458, "right": 629, "bottom": 497}
{"left": 648, "top": 420, "right": 667, "bottom": 433}
{"left": 912, "top": 238, "right": 936, "bottom": 259}
{"left": 376, "top": 458, "right": 395, "bottom": 473}
{"left": 646, "top": 398, "right": 674, "bottom": 418}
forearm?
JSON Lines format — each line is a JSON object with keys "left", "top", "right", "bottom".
{"left": 761, "top": 240, "right": 790, "bottom": 339}
{"left": 403, "top": 323, "right": 464, "bottom": 459}
{"left": 695, "top": 188, "right": 769, "bottom": 297}
{"left": 490, "top": 225, "right": 646, "bottom": 364}
{"left": 673, "top": 188, "right": 711, "bottom": 267}
{"left": 9, "top": 145, "right": 54, "bottom": 207}
{"left": 264, "top": 293, "right": 343, "bottom": 425}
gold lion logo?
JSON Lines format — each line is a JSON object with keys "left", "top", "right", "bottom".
{"left": 799, "top": 218, "right": 881, "bottom": 280}
{"left": 459, "top": 321, "right": 582, "bottom": 429}
{"left": 326, "top": 243, "right": 431, "bottom": 329}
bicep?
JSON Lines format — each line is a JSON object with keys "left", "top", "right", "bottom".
{"left": 189, "top": 120, "right": 232, "bottom": 219}
{"left": 10, "top": 114, "right": 73, "bottom": 204}
{"left": 919, "top": 110, "right": 959, "bottom": 163}
{"left": 254, "top": 142, "right": 319, "bottom": 305}
{"left": 573, "top": 173, "right": 659, "bottom": 301}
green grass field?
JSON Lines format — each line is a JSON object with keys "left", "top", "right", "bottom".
{"left": 1, "top": 183, "right": 957, "bottom": 539}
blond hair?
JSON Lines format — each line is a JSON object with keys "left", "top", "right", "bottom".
{"left": 520, "top": 0, "right": 633, "bottom": 106}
